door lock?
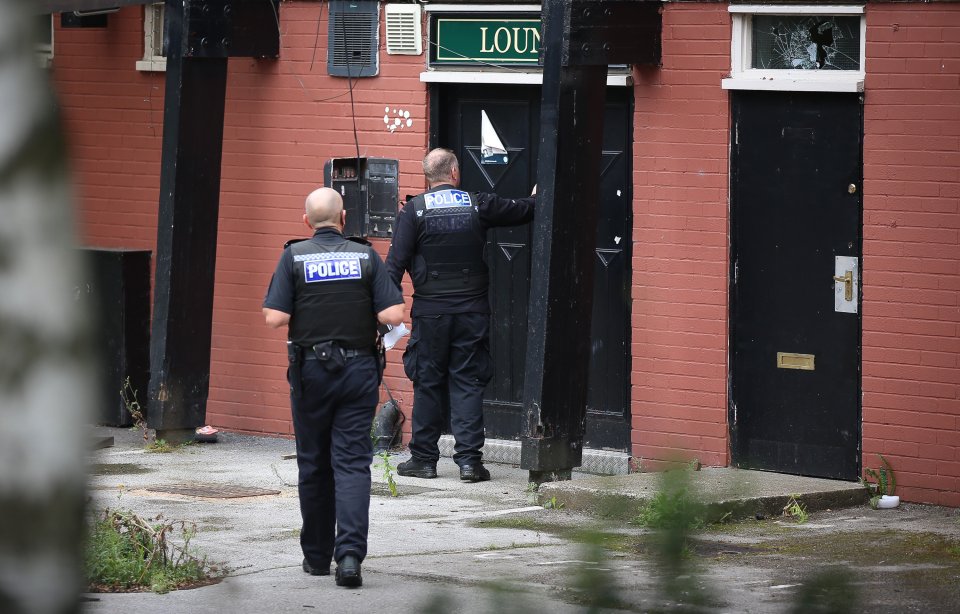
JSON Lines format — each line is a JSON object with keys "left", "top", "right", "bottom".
{"left": 833, "top": 271, "right": 853, "bottom": 301}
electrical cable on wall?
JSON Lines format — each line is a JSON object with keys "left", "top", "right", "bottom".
{"left": 339, "top": 2, "right": 363, "bottom": 184}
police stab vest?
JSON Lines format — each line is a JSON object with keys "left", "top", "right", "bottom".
{"left": 411, "top": 188, "right": 488, "bottom": 298}
{"left": 288, "top": 236, "right": 377, "bottom": 349}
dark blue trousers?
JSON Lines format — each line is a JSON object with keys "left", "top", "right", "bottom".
{"left": 404, "top": 313, "right": 492, "bottom": 467}
{"left": 290, "top": 356, "right": 378, "bottom": 568}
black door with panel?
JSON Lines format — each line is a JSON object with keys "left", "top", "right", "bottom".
{"left": 434, "top": 84, "right": 632, "bottom": 451}
{"left": 730, "top": 91, "right": 862, "bottom": 480}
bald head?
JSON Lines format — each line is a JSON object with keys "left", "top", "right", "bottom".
{"left": 304, "top": 187, "right": 344, "bottom": 229}
{"left": 423, "top": 148, "right": 459, "bottom": 187}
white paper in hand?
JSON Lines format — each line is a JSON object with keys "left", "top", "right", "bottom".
{"left": 382, "top": 323, "right": 410, "bottom": 350}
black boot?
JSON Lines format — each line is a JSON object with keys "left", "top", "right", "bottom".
{"left": 335, "top": 554, "right": 362, "bottom": 588}
{"left": 397, "top": 459, "right": 437, "bottom": 479}
{"left": 459, "top": 463, "right": 491, "bottom": 482}
{"left": 301, "top": 558, "right": 330, "bottom": 576}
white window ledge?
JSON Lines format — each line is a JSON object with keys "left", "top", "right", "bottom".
{"left": 730, "top": 5, "right": 864, "bottom": 15}
{"left": 723, "top": 71, "right": 865, "bottom": 93}
{"left": 421, "top": 70, "right": 632, "bottom": 87}
{"left": 136, "top": 58, "right": 166, "bottom": 72}
{"left": 425, "top": 4, "right": 540, "bottom": 13}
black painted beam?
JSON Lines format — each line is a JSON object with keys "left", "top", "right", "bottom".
{"left": 146, "top": 1, "right": 279, "bottom": 439}
{"left": 32, "top": 0, "right": 149, "bottom": 14}
{"left": 564, "top": 0, "right": 661, "bottom": 66}
{"left": 522, "top": 0, "right": 607, "bottom": 482}
{"left": 522, "top": 0, "right": 661, "bottom": 482}
{"left": 146, "top": 0, "right": 228, "bottom": 440}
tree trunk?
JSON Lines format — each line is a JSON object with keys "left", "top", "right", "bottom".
{"left": 0, "top": 2, "right": 92, "bottom": 612}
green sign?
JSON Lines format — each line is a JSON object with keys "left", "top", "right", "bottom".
{"left": 433, "top": 17, "right": 542, "bottom": 65}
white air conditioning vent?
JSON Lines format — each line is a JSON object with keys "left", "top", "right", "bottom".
{"left": 385, "top": 4, "right": 421, "bottom": 55}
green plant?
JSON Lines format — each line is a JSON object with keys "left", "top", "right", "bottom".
{"left": 635, "top": 471, "right": 705, "bottom": 531}
{"left": 376, "top": 450, "right": 398, "bottom": 497}
{"left": 85, "top": 507, "right": 221, "bottom": 593}
{"left": 861, "top": 454, "right": 896, "bottom": 508}
{"left": 121, "top": 377, "right": 190, "bottom": 453}
{"left": 120, "top": 377, "right": 149, "bottom": 444}
{"left": 542, "top": 496, "right": 564, "bottom": 510}
{"left": 783, "top": 495, "right": 809, "bottom": 524}
{"left": 147, "top": 438, "right": 194, "bottom": 453}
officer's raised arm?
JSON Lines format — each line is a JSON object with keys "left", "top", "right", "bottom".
{"left": 263, "top": 307, "right": 290, "bottom": 329}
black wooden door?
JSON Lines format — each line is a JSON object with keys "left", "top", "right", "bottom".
{"left": 435, "top": 84, "right": 632, "bottom": 450}
{"left": 730, "top": 91, "right": 862, "bottom": 480}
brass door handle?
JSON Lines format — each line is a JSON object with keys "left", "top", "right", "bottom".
{"left": 833, "top": 271, "right": 853, "bottom": 301}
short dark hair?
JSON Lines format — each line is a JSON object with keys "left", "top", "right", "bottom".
{"left": 423, "top": 148, "right": 458, "bottom": 184}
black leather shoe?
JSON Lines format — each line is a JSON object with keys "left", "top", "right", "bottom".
{"left": 335, "top": 554, "right": 362, "bottom": 587}
{"left": 397, "top": 459, "right": 437, "bottom": 479}
{"left": 302, "top": 558, "right": 330, "bottom": 576}
{"left": 459, "top": 463, "right": 491, "bottom": 482}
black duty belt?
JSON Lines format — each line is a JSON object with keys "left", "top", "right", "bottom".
{"left": 301, "top": 346, "right": 375, "bottom": 360}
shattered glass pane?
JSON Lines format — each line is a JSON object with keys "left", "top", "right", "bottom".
{"left": 752, "top": 15, "right": 860, "bottom": 71}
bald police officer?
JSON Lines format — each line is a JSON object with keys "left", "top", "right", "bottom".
{"left": 263, "top": 187, "right": 404, "bottom": 588}
{"left": 386, "top": 148, "right": 535, "bottom": 482}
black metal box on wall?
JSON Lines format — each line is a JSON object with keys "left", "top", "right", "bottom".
{"left": 79, "top": 249, "right": 152, "bottom": 427}
{"left": 323, "top": 157, "right": 399, "bottom": 238}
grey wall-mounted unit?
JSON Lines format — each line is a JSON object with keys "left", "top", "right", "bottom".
{"left": 328, "top": 0, "right": 379, "bottom": 77}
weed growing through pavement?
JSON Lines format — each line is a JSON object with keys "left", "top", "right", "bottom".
{"left": 85, "top": 506, "right": 222, "bottom": 593}
{"left": 121, "top": 377, "right": 192, "bottom": 453}
{"left": 542, "top": 495, "right": 565, "bottom": 510}
{"left": 377, "top": 450, "right": 399, "bottom": 497}
{"left": 783, "top": 495, "right": 809, "bottom": 524}
{"left": 121, "top": 376, "right": 149, "bottom": 444}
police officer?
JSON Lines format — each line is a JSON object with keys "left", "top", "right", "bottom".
{"left": 386, "top": 148, "right": 535, "bottom": 482}
{"left": 263, "top": 187, "right": 404, "bottom": 588}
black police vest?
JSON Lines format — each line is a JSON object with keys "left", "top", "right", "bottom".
{"left": 410, "top": 188, "right": 488, "bottom": 298}
{"left": 288, "top": 237, "right": 377, "bottom": 349}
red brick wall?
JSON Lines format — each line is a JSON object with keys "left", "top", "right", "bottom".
{"left": 52, "top": 2, "right": 960, "bottom": 506}
{"left": 862, "top": 4, "right": 960, "bottom": 507}
{"left": 51, "top": 3, "right": 423, "bottom": 437}
{"left": 52, "top": 8, "right": 163, "bottom": 250}
{"left": 630, "top": 3, "right": 731, "bottom": 469}
{"left": 211, "top": 2, "right": 424, "bottom": 435}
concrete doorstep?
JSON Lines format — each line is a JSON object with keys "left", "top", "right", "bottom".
{"left": 540, "top": 466, "right": 870, "bottom": 522}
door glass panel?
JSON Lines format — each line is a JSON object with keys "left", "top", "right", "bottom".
{"left": 480, "top": 110, "right": 509, "bottom": 165}
{"left": 751, "top": 15, "right": 860, "bottom": 71}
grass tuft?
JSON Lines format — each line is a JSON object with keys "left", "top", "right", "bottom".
{"left": 85, "top": 507, "right": 222, "bottom": 594}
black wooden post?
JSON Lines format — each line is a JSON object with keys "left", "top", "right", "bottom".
{"left": 148, "top": 0, "right": 279, "bottom": 441}
{"left": 522, "top": 0, "right": 661, "bottom": 483}
{"left": 147, "top": 1, "right": 228, "bottom": 441}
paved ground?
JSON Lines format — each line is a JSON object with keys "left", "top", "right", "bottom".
{"left": 82, "top": 428, "right": 960, "bottom": 613}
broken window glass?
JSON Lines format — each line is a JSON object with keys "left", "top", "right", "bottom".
{"left": 751, "top": 15, "right": 860, "bottom": 71}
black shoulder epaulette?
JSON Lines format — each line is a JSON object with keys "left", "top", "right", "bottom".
{"left": 283, "top": 238, "right": 307, "bottom": 249}
{"left": 346, "top": 235, "right": 372, "bottom": 247}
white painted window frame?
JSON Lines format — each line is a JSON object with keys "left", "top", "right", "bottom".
{"left": 36, "top": 14, "right": 54, "bottom": 68}
{"left": 136, "top": 2, "right": 166, "bottom": 72}
{"left": 722, "top": 4, "right": 866, "bottom": 93}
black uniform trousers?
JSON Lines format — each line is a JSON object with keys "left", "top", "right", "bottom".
{"left": 404, "top": 313, "right": 491, "bottom": 467}
{"left": 290, "top": 355, "right": 379, "bottom": 569}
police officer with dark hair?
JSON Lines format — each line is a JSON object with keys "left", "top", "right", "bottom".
{"left": 263, "top": 187, "right": 404, "bottom": 588}
{"left": 387, "top": 148, "right": 535, "bottom": 482}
